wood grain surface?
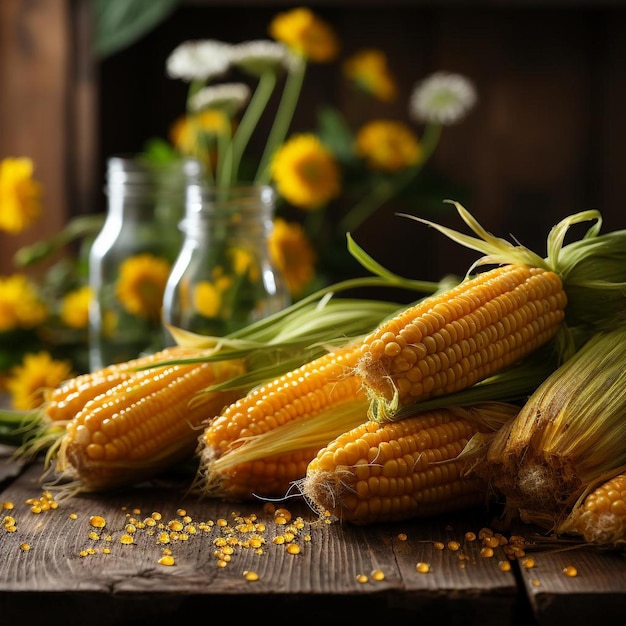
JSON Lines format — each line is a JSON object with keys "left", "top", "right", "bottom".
{"left": 1, "top": 452, "right": 624, "bottom": 626}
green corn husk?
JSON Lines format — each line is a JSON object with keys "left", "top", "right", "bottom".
{"left": 471, "top": 325, "right": 626, "bottom": 531}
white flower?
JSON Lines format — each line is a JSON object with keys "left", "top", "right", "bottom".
{"left": 409, "top": 72, "right": 477, "bottom": 125}
{"left": 230, "top": 40, "right": 290, "bottom": 76}
{"left": 189, "top": 83, "right": 251, "bottom": 115}
{"left": 166, "top": 40, "right": 232, "bottom": 82}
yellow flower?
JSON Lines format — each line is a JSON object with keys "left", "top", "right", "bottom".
{"left": 269, "top": 218, "right": 316, "bottom": 297}
{"left": 6, "top": 351, "right": 74, "bottom": 410}
{"left": 102, "top": 309, "right": 118, "bottom": 339}
{"left": 271, "top": 134, "right": 341, "bottom": 210}
{"left": 355, "top": 120, "right": 422, "bottom": 172}
{"left": 0, "top": 274, "right": 48, "bottom": 332}
{"left": 269, "top": 7, "right": 339, "bottom": 62}
{"left": 229, "top": 247, "right": 259, "bottom": 281}
{"left": 0, "top": 157, "right": 42, "bottom": 234}
{"left": 193, "top": 280, "right": 222, "bottom": 318}
{"left": 60, "top": 285, "right": 93, "bottom": 329}
{"left": 342, "top": 49, "right": 398, "bottom": 102}
{"left": 169, "top": 110, "right": 229, "bottom": 170}
{"left": 115, "top": 253, "right": 171, "bottom": 321}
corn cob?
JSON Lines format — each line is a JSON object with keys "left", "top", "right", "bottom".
{"left": 52, "top": 356, "right": 246, "bottom": 493}
{"left": 476, "top": 325, "right": 626, "bottom": 531}
{"left": 557, "top": 471, "right": 626, "bottom": 549}
{"left": 355, "top": 264, "right": 567, "bottom": 421}
{"left": 44, "top": 345, "right": 197, "bottom": 423}
{"left": 194, "top": 342, "right": 369, "bottom": 500}
{"left": 356, "top": 203, "right": 626, "bottom": 421}
{"left": 301, "top": 403, "right": 519, "bottom": 525}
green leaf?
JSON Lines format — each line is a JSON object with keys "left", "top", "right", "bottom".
{"left": 92, "top": 0, "right": 180, "bottom": 59}
{"left": 316, "top": 105, "right": 355, "bottom": 162}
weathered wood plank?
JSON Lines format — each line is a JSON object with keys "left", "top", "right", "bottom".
{"left": 2, "top": 459, "right": 624, "bottom": 625}
{"left": 0, "top": 462, "right": 522, "bottom": 624}
{"left": 520, "top": 544, "right": 626, "bottom": 625}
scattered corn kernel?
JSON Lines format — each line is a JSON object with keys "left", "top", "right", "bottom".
{"left": 89, "top": 515, "right": 106, "bottom": 529}
{"left": 356, "top": 574, "right": 369, "bottom": 583}
{"left": 498, "top": 560, "right": 512, "bottom": 572}
{"left": 416, "top": 562, "right": 430, "bottom": 573}
{"left": 158, "top": 555, "right": 175, "bottom": 566}
{"left": 243, "top": 570, "right": 259, "bottom": 581}
{"left": 371, "top": 569, "right": 385, "bottom": 581}
{"left": 563, "top": 565, "right": 578, "bottom": 577}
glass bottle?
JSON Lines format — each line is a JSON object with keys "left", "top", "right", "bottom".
{"left": 88, "top": 156, "right": 201, "bottom": 370}
{"left": 162, "top": 184, "right": 291, "bottom": 343}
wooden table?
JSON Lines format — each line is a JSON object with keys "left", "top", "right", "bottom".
{"left": 1, "top": 445, "right": 624, "bottom": 626}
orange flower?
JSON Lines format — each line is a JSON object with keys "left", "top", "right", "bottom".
{"left": 270, "top": 134, "right": 341, "bottom": 210}
{"left": 115, "top": 253, "right": 171, "bottom": 321}
{"left": 269, "top": 7, "right": 339, "bottom": 63}
{"left": 0, "top": 157, "right": 42, "bottom": 234}
{"left": 6, "top": 351, "right": 74, "bottom": 410}
{"left": 60, "top": 286, "right": 92, "bottom": 329}
{"left": 0, "top": 274, "right": 48, "bottom": 332}
{"left": 343, "top": 49, "right": 398, "bottom": 102}
{"left": 355, "top": 120, "right": 422, "bottom": 172}
{"left": 269, "top": 218, "right": 316, "bottom": 297}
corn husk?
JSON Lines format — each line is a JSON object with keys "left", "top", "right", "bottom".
{"left": 473, "top": 325, "right": 626, "bottom": 531}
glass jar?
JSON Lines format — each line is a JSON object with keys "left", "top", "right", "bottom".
{"left": 162, "top": 184, "right": 291, "bottom": 342}
{"left": 88, "top": 156, "right": 201, "bottom": 370}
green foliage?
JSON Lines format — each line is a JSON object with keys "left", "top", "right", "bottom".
{"left": 92, "top": 0, "right": 180, "bottom": 58}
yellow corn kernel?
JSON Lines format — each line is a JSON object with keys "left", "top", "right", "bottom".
{"left": 354, "top": 264, "right": 566, "bottom": 421}
{"left": 195, "top": 343, "right": 369, "bottom": 500}
{"left": 302, "top": 404, "right": 518, "bottom": 525}
{"left": 54, "top": 357, "right": 246, "bottom": 492}
{"left": 43, "top": 346, "right": 199, "bottom": 423}
{"left": 564, "top": 473, "right": 626, "bottom": 548}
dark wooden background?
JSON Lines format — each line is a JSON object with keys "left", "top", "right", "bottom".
{"left": 2, "top": 0, "right": 626, "bottom": 284}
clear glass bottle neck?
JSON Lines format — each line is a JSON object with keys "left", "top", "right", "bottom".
{"left": 105, "top": 156, "right": 203, "bottom": 219}
{"left": 180, "top": 184, "right": 276, "bottom": 240}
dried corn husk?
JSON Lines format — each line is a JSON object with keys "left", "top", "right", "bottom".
{"left": 474, "top": 325, "right": 626, "bottom": 530}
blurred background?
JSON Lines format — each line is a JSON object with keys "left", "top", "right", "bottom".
{"left": 2, "top": 0, "right": 625, "bottom": 283}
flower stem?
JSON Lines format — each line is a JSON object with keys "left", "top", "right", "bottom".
{"left": 337, "top": 123, "right": 443, "bottom": 234}
{"left": 224, "top": 70, "right": 278, "bottom": 186}
{"left": 255, "top": 56, "right": 307, "bottom": 184}
{"left": 216, "top": 120, "right": 233, "bottom": 190}
{"left": 13, "top": 214, "right": 104, "bottom": 267}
